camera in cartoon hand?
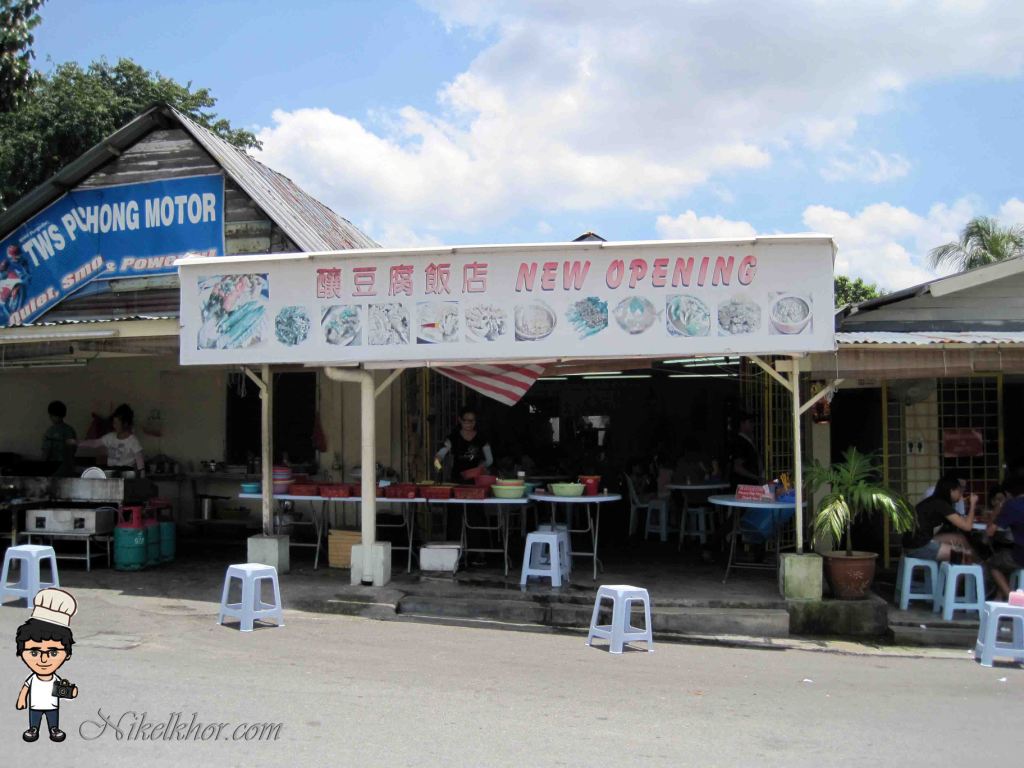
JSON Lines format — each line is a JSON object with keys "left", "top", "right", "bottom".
{"left": 52, "top": 678, "right": 76, "bottom": 699}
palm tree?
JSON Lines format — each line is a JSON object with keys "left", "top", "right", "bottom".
{"left": 929, "top": 216, "right": 1024, "bottom": 272}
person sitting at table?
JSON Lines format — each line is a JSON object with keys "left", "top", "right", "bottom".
{"left": 903, "top": 474, "right": 978, "bottom": 564}
{"left": 985, "top": 479, "right": 1024, "bottom": 601}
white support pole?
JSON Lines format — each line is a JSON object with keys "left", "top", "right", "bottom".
{"left": 324, "top": 366, "right": 378, "bottom": 551}
{"left": 789, "top": 358, "right": 804, "bottom": 554}
{"left": 243, "top": 365, "right": 274, "bottom": 536}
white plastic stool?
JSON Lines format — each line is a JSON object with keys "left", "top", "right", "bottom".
{"left": 520, "top": 532, "right": 564, "bottom": 588}
{"left": 895, "top": 556, "right": 939, "bottom": 611}
{"left": 0, "top": 545, "right": 59, "bottom": 607}
{"left": 536, "top": 523, "right": 572, "bottom": 578}
{"left": 679, "top": 506, "right": 712, "bottom": 548}
{"left": 586, "top": 585, "right": 654, "bottom": 654}
{"left": 974, "top": 601, "right": 1024, "bottom": 667}
{"left": 644, "top": 499, "right": 671, "bottom": 542}
{"left": 935, "top": 562, "right": 985, "bottom": 620}
{"left": 217, "top": 563, "right": 285, "bottom": 632}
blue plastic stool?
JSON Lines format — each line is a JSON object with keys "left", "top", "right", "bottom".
{"left": 217, "top": 563, "right": 284, "bottom": 632}
{"left": 0, "top": 545, "right": 59, "bottom": 608}
{"left": 1010, "top": 570, "right": 1023, "bottom": 591}
{"left": 935, "top": 562, "right": 985, "bottom": 620}
{"left": 520, "top": 532, "right": 564, "bottom": 588}
{"left": 586, "top": 585, "right": 654, "bottom": 654}
{"left": 644, "top": 499, "right": 672, "bottom": 542}
{"left": 974, "top": 601, "right": 1024, "bottom": 667}
{"left": 895, "top": 556, "right": 939, "bottom": 611}
{"left": 536, "top": 523, "right": 572, "bottom": 579}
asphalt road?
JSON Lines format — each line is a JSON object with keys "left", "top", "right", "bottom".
{"left": 0, "top": 584, "right": 1018, "bottom": 767}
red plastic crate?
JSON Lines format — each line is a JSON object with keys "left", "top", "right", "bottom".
{"left": 386, "top": 483, "right": 418, "bottom": 499}
{"left": 320, "top": 484, "right": 351, "bottom": 498}
{"left": 289, "top": 484, "right": 320, "bottom": 497}
{"left": 453, "top": 486, "right": 487, "bottom": 500}
{"left": 420, "top": 485, "right": 453, "bottom": 500}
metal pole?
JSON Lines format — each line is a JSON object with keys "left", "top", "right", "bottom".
{"left": 789, "top": 359, "right": 804, "bottom": 554}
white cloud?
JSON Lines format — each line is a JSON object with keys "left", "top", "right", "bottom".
{"left": 655, "top": 211, "right": 757, "bottom": 240}
{"left": 998, "top": 198, "right": 1024, "bottom": 226}
{"left": 256, "top": 1, "right": 1024, "bottom": 237}
{"left": 654, "top": 195, "right": 1024, "bottom": 292}
{"left": 802, "top": 198, "right": 979, "bottom": 289}
{"left": 820, "top": 150, "right": 912, "bottom": 183}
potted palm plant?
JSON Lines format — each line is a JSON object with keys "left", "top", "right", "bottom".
{"left": 804, "top": 448, "right": 914, "bottom": 600}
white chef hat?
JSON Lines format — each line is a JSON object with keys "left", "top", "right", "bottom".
{"left": 31, "top": 588, "right": 78, "bottom": 627}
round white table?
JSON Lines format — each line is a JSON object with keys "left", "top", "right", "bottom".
{"left": 529, "top": 494, "right": 622, "bottom": 580}
{"left": 707, "top": 494, "right": 802, "bottom": 583}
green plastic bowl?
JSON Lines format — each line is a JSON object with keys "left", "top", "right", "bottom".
{"left": 491, "top": 485, "right": 526, "bottom": 499}
{"left": 550, "top": 482, "right": 585, "bottom": 497}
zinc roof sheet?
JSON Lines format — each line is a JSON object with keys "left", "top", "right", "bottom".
{"left": 836, "top": 331, "right": 1024, "bottom": 346}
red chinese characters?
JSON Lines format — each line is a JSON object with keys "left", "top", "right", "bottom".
{"left": 463, "top": 262, "right": 488, "bottom": 293}
{"left": 352, "top": 266, "right": 377, "bottom": 297}
{"left": 389, "top": 264, "right": 414, "bottom": 296}
{"left": 316, "top": 268, "right": 343, "bottom": 299}
{"left": 425, "top": 263, "right": 452, "bottom": 295}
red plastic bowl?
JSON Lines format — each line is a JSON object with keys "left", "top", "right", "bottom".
{"left": 460, "top": 467, "right": 485, "bottom": 480}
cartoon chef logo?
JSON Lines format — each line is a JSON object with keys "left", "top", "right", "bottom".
{"left": 15, "top": 588, "right": 79, "bottom": 743}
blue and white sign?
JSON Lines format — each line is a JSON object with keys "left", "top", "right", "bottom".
{"left": 0, "top": 174, "right": 224, "bottom": 326}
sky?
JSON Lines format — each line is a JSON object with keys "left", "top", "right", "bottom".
{"left": 30, "top": 0, "right": 1024, "bottom": 291}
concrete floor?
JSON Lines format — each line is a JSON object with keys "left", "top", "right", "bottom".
{"left": 0, "top": 572, "right": 1017, "bottom": 768}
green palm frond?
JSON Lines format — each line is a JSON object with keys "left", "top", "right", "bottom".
{"left": 929, "top": 216, "right": 1024, "bottom": 272}
{"left": 804, "top": 447, "right": 913, "bottom": 554}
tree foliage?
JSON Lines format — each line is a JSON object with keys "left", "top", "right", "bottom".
{"left": 0, "top": 57, "right": 260, "bottom": 210}
{"left": 929, "top": 216, "right": 1024, "bottom": 273}
{"left": 0, "top": 0, "right": 46, "bottom": 111}
{"left": 834, "top": 274, "right": 881, "bottom": 307}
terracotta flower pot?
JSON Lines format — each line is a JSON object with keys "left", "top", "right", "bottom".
{"left": 822, "top": 551, "right": 878, "bottom": 600}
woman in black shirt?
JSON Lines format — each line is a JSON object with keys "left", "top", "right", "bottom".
{"left": 434, "top": 408, "right": 493, "bottom": 481}
{"left": 904, "top": 474, "right": 978, "bottom": 562}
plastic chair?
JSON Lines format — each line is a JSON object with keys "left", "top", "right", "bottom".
{"left": 895, "top": 555, "right": 939, "bottom": 611}
{"left": 586, "top": 585, "right": 654, "bottom": 654}
{"left": 520, "top": 532, "right": 564, "bottom": 588}
{"left": 624, "top": 475, "right": 661, "bottom": 538}
{"left": 0, "top": 545, "right": 59, "bottom": 607}
{"left": 935, "top": 562, "right": 985, "bottom": 620}
{"left": 217, "top": 563, "right": 285, "bottom": 632}
{"left": 536, "top": 523, "right": 572, "bottom": 579}
{"left": 974, "top": 601, "right": 1024, "bottom": 667}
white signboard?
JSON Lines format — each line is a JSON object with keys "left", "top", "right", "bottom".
{"left": 178, "top": 237, "right": 835, "bottom": 366}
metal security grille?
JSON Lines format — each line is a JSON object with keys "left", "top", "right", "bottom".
{"left": 881, "top": 382, "right": 907, "bottom": 566}
{"left": 937, "top": 375, "right": 1004, "bottom": 499}
{"left": 402, "top": 368, "right": 468, "bottom": 479}
{"left": 739, "top": 357, "right": 800, "bottom": 551}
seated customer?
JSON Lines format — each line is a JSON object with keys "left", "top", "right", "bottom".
{"left": 903, "top": 474, "right": 979, "bottom": 563}
{"left": 985, "top": 479, "right": 1024, "bottom": 601}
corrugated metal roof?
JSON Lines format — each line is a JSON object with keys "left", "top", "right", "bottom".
{"left": 0, "top": 104, "right": 379, "bottom": 253}
{"left": 41, "top": 289, "right": 180, "bottom": 323}
{"left": 170, "top": 108, "right": 379, "bottom": 252}
{"left": 837, "top": 331, "right": 1024, "bottom": 346}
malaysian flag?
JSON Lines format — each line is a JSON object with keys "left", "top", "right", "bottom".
{"left": 436, "top": 363, "right": 546, "bottom": 406}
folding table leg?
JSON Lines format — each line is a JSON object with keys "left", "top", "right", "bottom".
{"left": 723, "top": 509, "right": 741, "bottom": 584}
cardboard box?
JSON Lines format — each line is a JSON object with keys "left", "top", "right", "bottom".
{"left": 328, "top": 530, "right": 361, "bottom": 568}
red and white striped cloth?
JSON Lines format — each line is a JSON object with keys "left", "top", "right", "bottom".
{"left": 436, "top": 363, "right": 545, "bottom": 406}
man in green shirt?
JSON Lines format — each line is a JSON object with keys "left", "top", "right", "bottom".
{"left": 41, "top": 401, "right": 76, "bottom": 477}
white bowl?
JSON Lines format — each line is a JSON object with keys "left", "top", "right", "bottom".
{"left": 770, "top": 295, "right": 812, "bottom": 334}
